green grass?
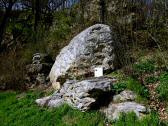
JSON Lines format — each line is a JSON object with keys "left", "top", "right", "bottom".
{"left": 157, "top": 72, "right": 168, "bottom": 101}
{"left": 126, "top": 78, "right": 149, "bottom": 99}
{"left": 0, "top": 91, "right": 105, "bottom": 126}
{"left": 113, "top": 112, "right": 166, "bottom": 126}
{"left": 0, "top": 90, "right": 167, "bottom": 126}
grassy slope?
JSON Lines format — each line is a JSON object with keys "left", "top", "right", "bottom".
{"left": 0, "top": 91, "right": 105, "bottom": 126}
{"left": 0, "top": 90, "right": 166, "bottom": 126}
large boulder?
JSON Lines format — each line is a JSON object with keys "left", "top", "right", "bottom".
{"left": 36, "top": 77, "right": 115, "bottom": 111}
{"left": 49, "top": 24, "right": 118, "bottom": 85}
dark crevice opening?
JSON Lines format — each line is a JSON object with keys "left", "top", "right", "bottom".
{"left": 88, "top": 89, "right": 115, "bottom": 110}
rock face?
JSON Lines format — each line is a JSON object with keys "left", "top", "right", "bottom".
{"left": 36, "top": 77, "right": 115, "bottom": 111}
{"left": 25, "top": 53, "right": 53, "bottom": 86}
{"left": 49, "top": 24, "right": 117, "bottom": 85}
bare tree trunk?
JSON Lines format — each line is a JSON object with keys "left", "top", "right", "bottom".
{"left": 80, "top": 0, "right": 85, "bottom": 28}
{"left": 0, "top": 1, "right": 14, "bottom": 51}
{"left": 100, "top": 0, "right": 106, "bottom": 23}
{"left": 34, "top": 0, "right": 40, "bottom": 31}
{"left": 0, "top": 13, "right": 8, "bottom": 45}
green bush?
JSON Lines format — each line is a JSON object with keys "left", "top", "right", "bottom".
{"left": 157, "top": 72, "right": 168, "bottom": 101}
{"left": 145, "top": 76, "right": 158, "bottom": 84}
{"left": 112, "top": 82, "right": 127, "bottom": 94}
{"left": 46, "top": 10, "right": 81, "bottom": 58}
{"left": 133, "top": 60, "right": 155, "bottom": 74}
{"left": 0, "top": 49, "right": 26, "bottom": 90}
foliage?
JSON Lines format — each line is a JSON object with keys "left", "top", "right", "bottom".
{"left": 157, "top": 72, "right": 168, "bottom": 101}
{"left": 145, "top": 76, "right": 158, "bottom": 84}
{"left": 0, "top": 48, "right": 26, "bottom": 90}
{"left": 0, "top": 8, "right": 85, "bottom": 90}
{"left": 46, "top": 11, "right": 73, "bottom": 57}
{"left": 133, "top": 60, "right": 155, "bottom": 74}
{"left": 152, "top": 50, "right": 168, "bottom": 70}
{"left": 46, "top": 10, "right": 84, "bottom": 58}
{"left": 112, "top": 82, "right": 126, "bottom": 94}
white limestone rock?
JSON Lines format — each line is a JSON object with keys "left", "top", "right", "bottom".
{"left": 113, "top": 90, "right": 137, "bottom": 103}
{"left": 36, "top": 77, "right": 114, "bottom": 111}
{"left": 49, "top": 24, "right": 118, "bottom": 85}
{"left": 101, "top": 102, "right": 149, "bottom": 121}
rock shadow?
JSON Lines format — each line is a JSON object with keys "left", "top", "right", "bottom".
{"left": 89, "top": 89, "right": 115, "bottom": 110}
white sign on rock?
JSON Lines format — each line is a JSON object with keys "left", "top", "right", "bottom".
{"left": 94, "top": 67, "right": 103, "bottom": 77}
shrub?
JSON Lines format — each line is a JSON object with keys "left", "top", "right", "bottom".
{"left": 0, "top": 49, "right": 26, "bottom": 90}
{"left": 46, "top": 10, "right": 83, "bottom": 58}
{"left": 112, "top": 82, "right": 127, "bottom": 94}
{"left": 152, "top": 50, "right": 168, "bottom": 70}
{"left": 133, "top": 60, "right": 155, "bottom": 74}
{"left": 145, "top": 76, "right": 158, "bottom": 84}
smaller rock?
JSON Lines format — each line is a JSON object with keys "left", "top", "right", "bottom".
{"left": 33, "top": 53, "right": 41, "bottom": 64}
{"left": 26, "top": 64, "right": 43, "bottom": 74}
{"left": 36, "top": 93, "right": 65, "bottom": 107}
{"left": 36, "top": 96, "right": 51, "bottom": 106}
{"left": 0, "top": 83, "right": 6, "bottom": 90}
{"left": 36, "top": 73, "right": 46, "bottom": 84}
{"left": 113, "top": 90, "right": 137, "bottom": 103}
{"left": 47, "top": 99, "right": 65, "bottom": 107}
{"left": 33, "top": 53, "right": 53, "bottom": 64}
{"left": 25, "top": 53, "right": 53, "bottom": 86}
{"left": 101, "top": 102, "right": 149, "bottom": 121}
{"left": 52, "top": 82, "right": 61, "bottom": 90}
